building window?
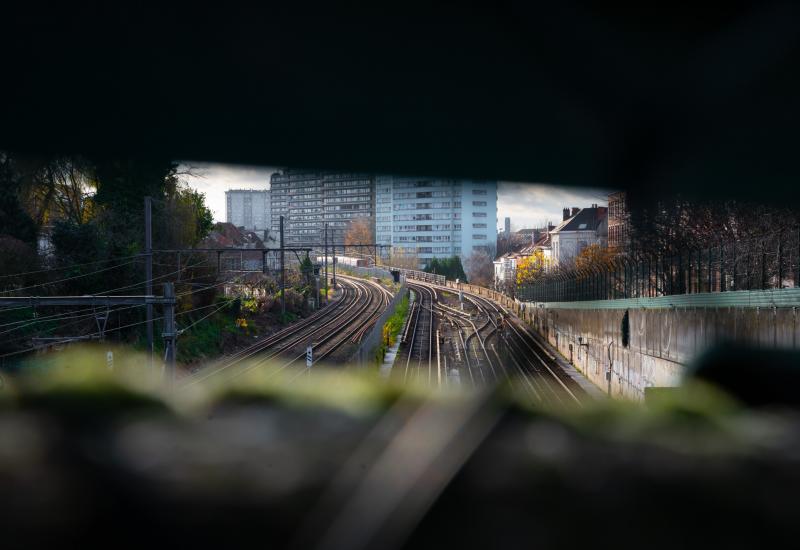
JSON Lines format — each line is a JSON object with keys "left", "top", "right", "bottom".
{"left": 472, "top": 201, "right": 487, "bottom": 207}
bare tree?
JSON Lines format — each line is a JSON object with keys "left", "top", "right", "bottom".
{"left": 49, "top": 157, "right": 96, "bottom": 225}
{"left": 343, "top": 217, "right": 375, "bottom": 260}
{"left": 13, "top": 154, "right": 97, "bottom": 227}
{"left": 465, "top": 247, "right": 495, "bottom": 286}
{"left": 389, "top": 249, "right": 421, "bottom": 270}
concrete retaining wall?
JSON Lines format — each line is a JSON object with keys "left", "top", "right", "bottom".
{"left": 528, "top": 304, "right": 800, "bottom": 401}
{"left": 353, "top": 284, "right": 408, "bottom": 367}
{"left": 336, "top": 265, "right": 394, "bottom": 280}
{"left": 419, "top": 274, "right": 800, "bottom": 400}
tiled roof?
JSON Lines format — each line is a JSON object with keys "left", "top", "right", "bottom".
{"left": 550, "top": 207, "right": 608, "bottom": 234}
{"left": 200, "top": 223, "right": 266, "bottom": 249}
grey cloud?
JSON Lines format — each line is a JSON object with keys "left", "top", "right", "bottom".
{"left": 498, "top": 182, "right": 610, "bottom": 230}
{"left": 178, "top": 162, "right": 611, "bottom": 227}
{"left": 178, "top": 162, "right": 278, "bottom": 220}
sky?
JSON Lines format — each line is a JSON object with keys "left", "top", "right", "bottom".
{"left": 178, "top": 162, "right": 610, "bottom": 230}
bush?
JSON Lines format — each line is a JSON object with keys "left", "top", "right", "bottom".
{"left": 425, "top": 256, "right": 467, "bottom": 281}
{"left": 273, "top": 288, "right": 306, "bottom": 315}
{"left": 375, "top": 295, "right": 409, "bottom": 364}
{"left": 0, "top": 236, "right": 38, "bottom": 281}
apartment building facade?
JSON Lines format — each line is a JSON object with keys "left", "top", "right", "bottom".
{"left": 375, "top": 176, "right": 498, "bottom": 268}
{"left": 269, "top": 170, "right": 374, "bottom": 248}
{"left": 225, "top": 189, "right": 271, "bottom": 240}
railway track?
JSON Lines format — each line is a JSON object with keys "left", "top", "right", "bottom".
{"left": 391, "top": 283, "right": 435, "bottom": 385}
{"left": 395, "top": 280, "right": 584, "bottom": 406}
{"left": 181, "top": 275, "right": 392, "bottom": 388}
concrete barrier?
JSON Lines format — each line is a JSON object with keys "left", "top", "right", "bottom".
{"left": 352, "top": 283, "right": 409, "bottom": 368}
{"left": 523, "top": 300, "right": 800, "bottom": 401}
{"left": 336, "top": 264, "right": 394, "bottom": 280}
{"left": 442, "top": 280, "right": 800, "bottom": 401}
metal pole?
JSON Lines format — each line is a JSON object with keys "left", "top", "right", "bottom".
{"left": 324, "top": 222, "right": 329, "bottom": 304}
{"left": 796, "top": 226, "right": 800, "bottom": 288}
{"left": 654, "top": 255, "right": 659, "bottom": 297}
{"left": 667, "top": 255, "right": 672, "bottom": 295}
{"left": 314, "top": 274, "right": 320, "bottom": 311}
{"left": 280, "top": 215, "right": 286, "bottom": 316}
{"left": 332, "top": 234, "right": 337, "bottom": 290}
{"left": 696, "top": 249, "right": 701, "bottom": 293}
{"left": 687, "top": 251, "right": 692, "bottom": 293}
{"left": 144, "top": 196, "right": 154, "bottom": 369}
{"left": 163, "top": 282, "right": 176, "bottom": 390}
{"left": 778, "top": 233, "right": 783, "bottom": 289}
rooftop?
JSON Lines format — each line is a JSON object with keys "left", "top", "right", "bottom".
{"left": 551, "top": 206, "right": 608, "bottom": 234}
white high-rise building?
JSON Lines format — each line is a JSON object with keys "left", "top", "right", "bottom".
{"left": 225, "top": 189, "right": 271, "bottom": 240}
{"left": 375, "top": 176, "right": 498, "bottom": 268}
{"left": 269, "top": 170, "right": 374, "bottom": 248}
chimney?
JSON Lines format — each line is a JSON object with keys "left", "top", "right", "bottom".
{"left": 571, "top": 207, "right": 580, "bottom": 217}
{"left": 562, "top": 208, "right": 570, "bottom": 221}
{"left": 591, "top": 203, "right": 597, "bottom": 209}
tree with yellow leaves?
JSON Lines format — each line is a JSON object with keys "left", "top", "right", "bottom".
{"left": 515, "top": 249, "right": 547, "bottom": 285}
{"left": 344, "top": 217, "right": 374, "bottom": 246}
{"left": 575, "top": 243, "right": 616, "bottom": 272}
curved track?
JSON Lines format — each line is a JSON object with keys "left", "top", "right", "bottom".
{"left": 395, "top": 280, "right": 584, "bottom": 405}
{"left": 181, "top": 276, "right": 392, "bottom": 388}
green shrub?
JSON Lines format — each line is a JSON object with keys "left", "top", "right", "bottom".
{"left": 376, "top": 294, "right": 409, "bottom": 364}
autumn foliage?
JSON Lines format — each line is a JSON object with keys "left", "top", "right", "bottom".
{"left": 575, "top": 244, "right": 616, "bottom": 271}
{"left": 515, "top": 249, "right": 547, "bottom": 285}
{"left": 344, "top": 217, "right": 374, "bottom": 246}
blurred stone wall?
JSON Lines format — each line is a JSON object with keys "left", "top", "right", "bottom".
{"left": 525, "top": 304, "right": 800, "bottom": 400}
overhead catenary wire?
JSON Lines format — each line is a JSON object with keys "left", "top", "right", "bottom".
{"left": 0, "top": 262, "right": 266, "bottom": 362}
{"left": 0, "top": 259, "right": 139, "bottom": 295}
{"left": 1, "top": 250, "right": 216, "bottom": 297}
{"left": 176, "top": 299, "right": 237, "bottom": 336}
{"left": 0, "top": 254, "right": 144, "bottom": 280}
{"left": 0, "top": 267, "right": 227, "bottom": 334}
{"left": 93, "top": 258, "right": 210, "bottom": 295}
{"left": 0, "top": 275, "right": 241, "bottom": 349}
{"left": 0, "top": 306, "right": 104, "bottom": 335}
{"left": 0, "top": 297, "right": 244, "bottom": 360}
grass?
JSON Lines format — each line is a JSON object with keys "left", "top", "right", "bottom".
{"left": 374, "top": 294, "right": 410, "bottom": 365}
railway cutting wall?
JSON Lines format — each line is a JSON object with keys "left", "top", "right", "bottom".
{"left": 352, "top": 283, "right": 408, "bottom": 367}
{"left": 432, "top": 280, "right": 800, "bottom": 401}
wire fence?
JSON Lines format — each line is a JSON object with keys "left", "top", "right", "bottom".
{"left": 517, "top": 227, "right": 800, "bottom": 302}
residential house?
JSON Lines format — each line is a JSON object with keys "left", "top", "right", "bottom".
{"left": 550, "top": 205, "right": 608, "bottom": 266}
{"left": 493, "top": 224, "right": 554, "bottom": 290}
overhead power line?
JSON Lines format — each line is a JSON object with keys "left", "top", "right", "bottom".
{"left": 0, "top": 254, "right": 144, "bottom": 280}
{"left": 0, "top": 259, "right": 139, "bottom": 295}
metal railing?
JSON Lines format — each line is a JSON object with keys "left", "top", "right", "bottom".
{"left": 391, "top": 267, "right": 446, "bottom": 285}
{"left": 517, "top": 227, "right": 800, "bottom": 302}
